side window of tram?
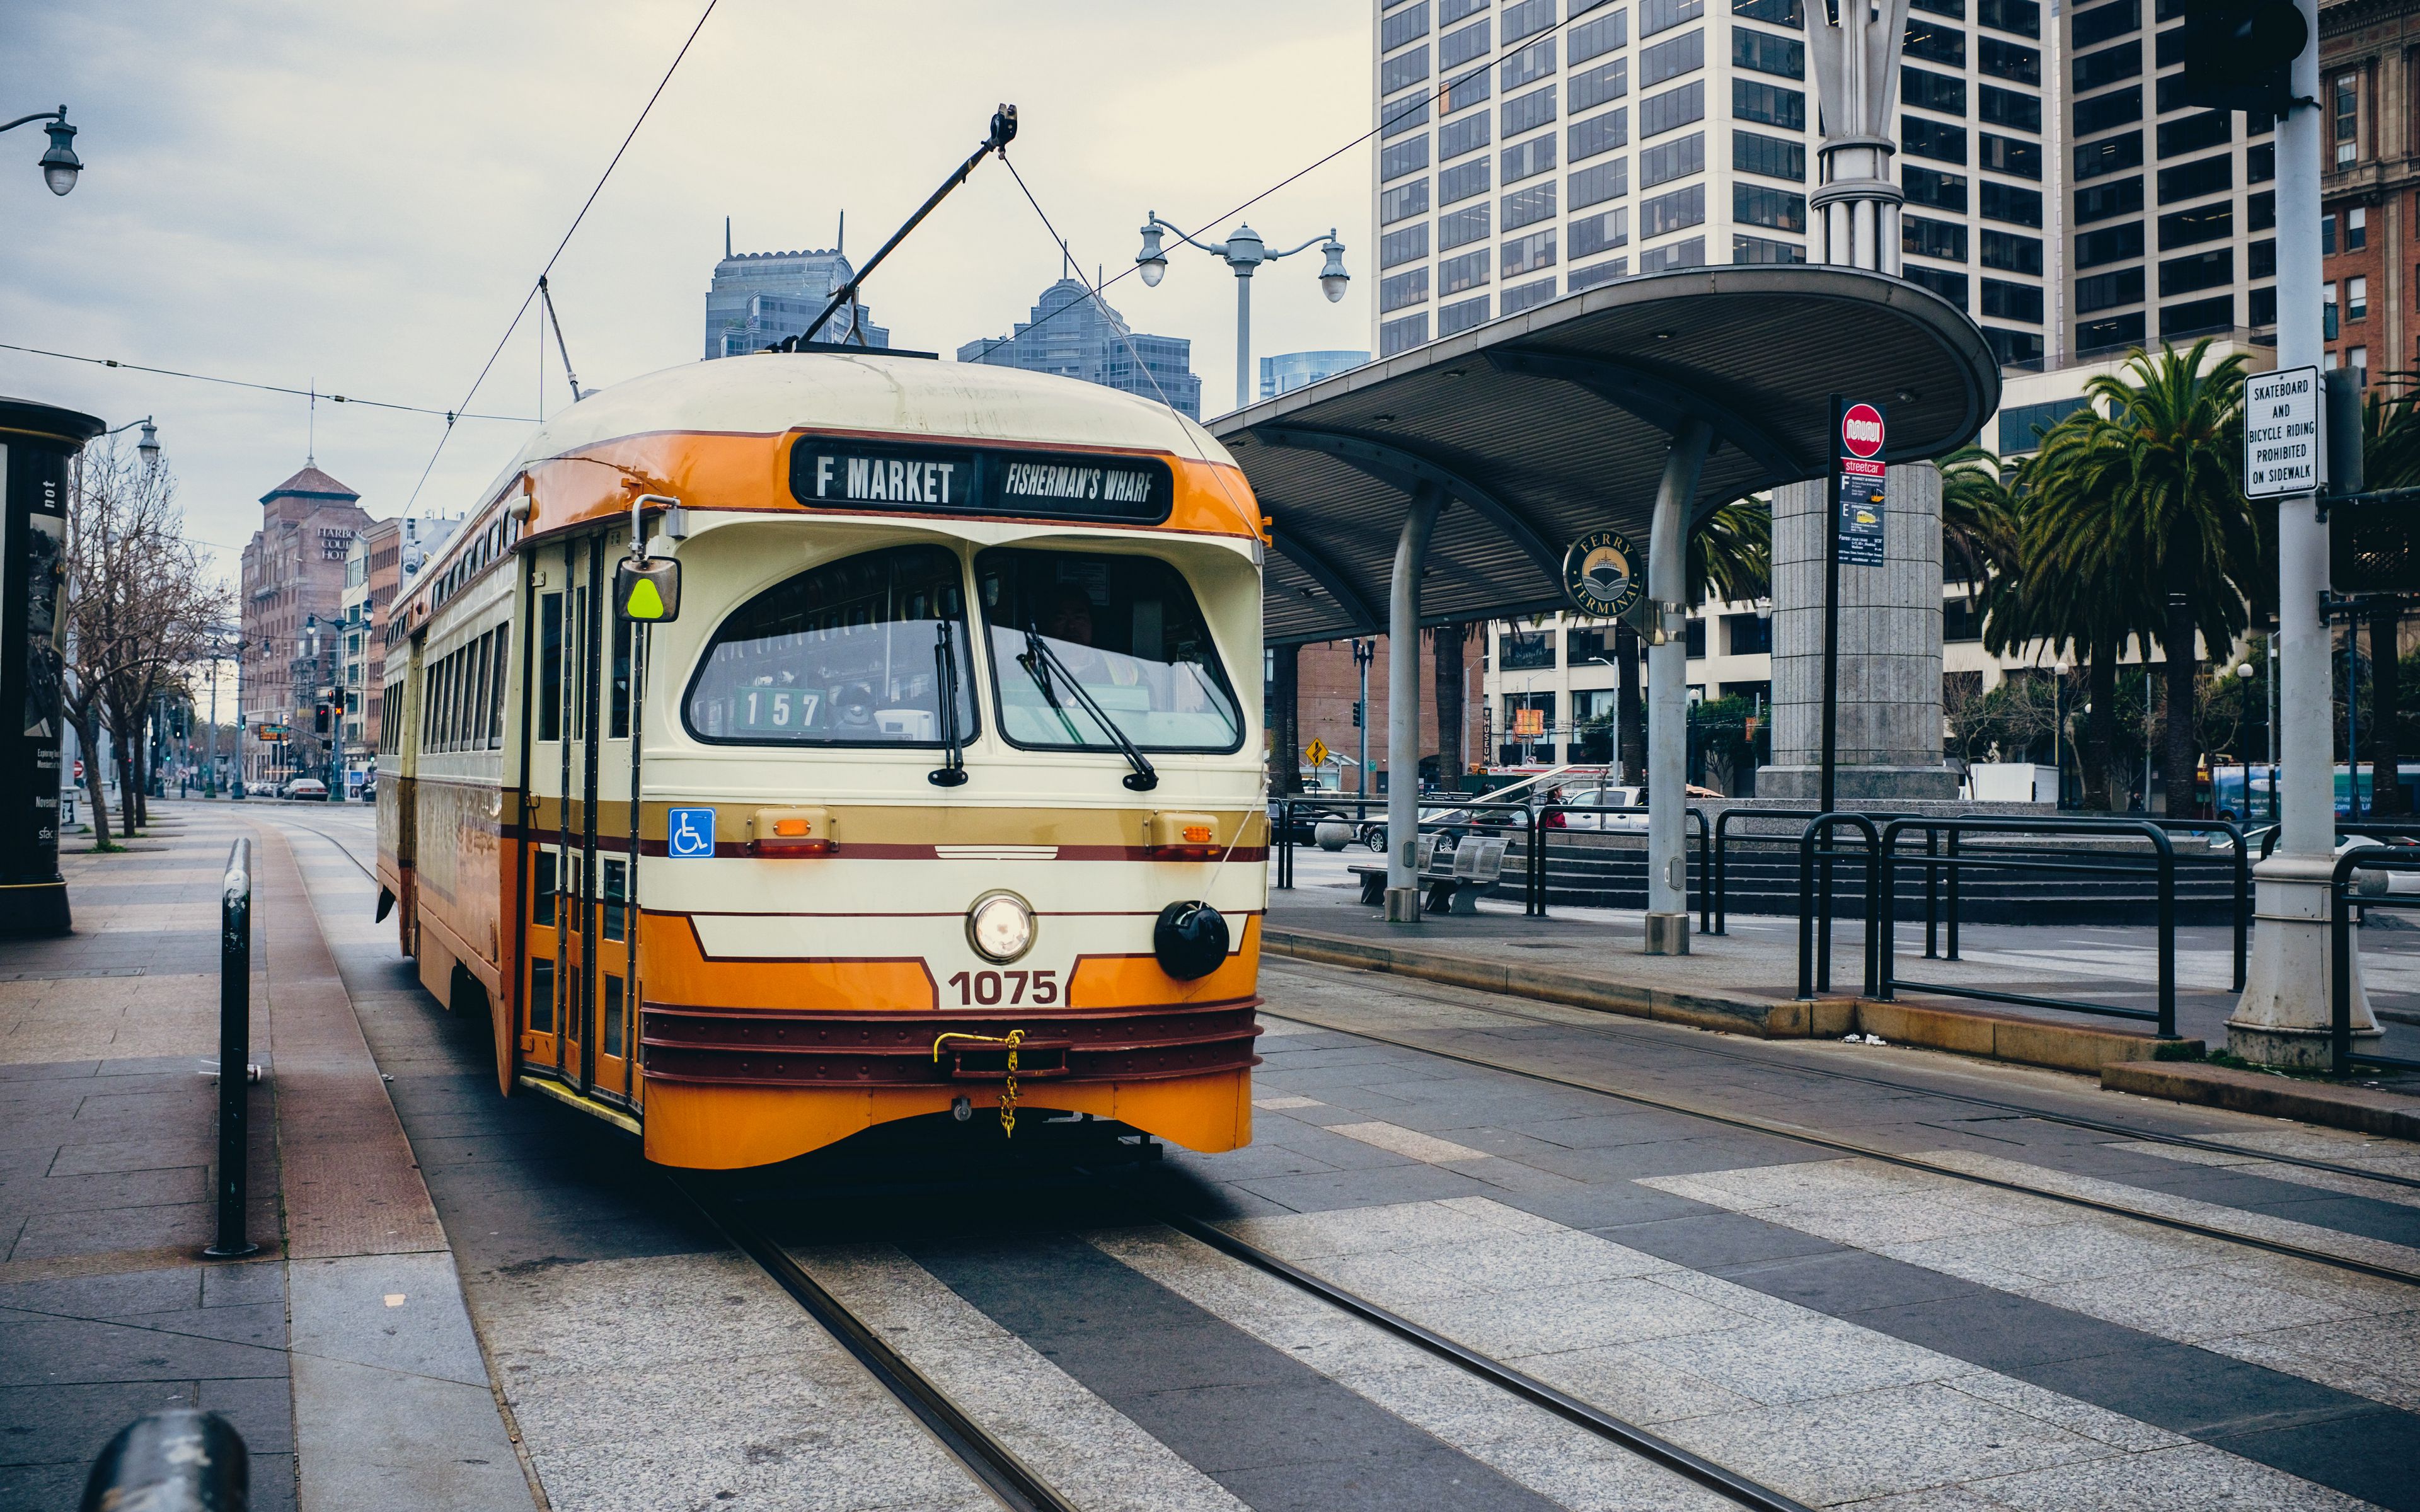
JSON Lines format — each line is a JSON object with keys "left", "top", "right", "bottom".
{"left": 538, "top": 593, "right": 563, "bottom": 742}
{"left": 683, "top": 543, "right": 979, "bottom": 745}
{"left": 610, "top": 612, "right": 632, "bottom": 739}
{"left": 602, "top": 859, "right": 626, "bottom": 942}
{"left": 973, "top": 547, "right": 1247, "bottom": 752}
{"left": 488, "top": 624, "right": 509, "bottom": 748}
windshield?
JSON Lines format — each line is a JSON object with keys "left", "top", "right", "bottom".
{"left": 975, "top": 547, "right": 1243, "bottom": 752}
{"left": 683, "top": 543, "right": 977, "bottom": 747}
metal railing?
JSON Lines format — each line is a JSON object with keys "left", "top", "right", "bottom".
{"left": 1272, "top": 794, "right": 1712, "bottom": 927}
{"left": 2329, "top": 847, "right": 2420, "bottom": 1077}
{"left": 1879, "top": 817, "right": 2179, "bottom": 1036}
{"left": 205, "top": 839, "right": 257, "bottom": 1260}
{"left": 80, "top": 1409, "right": 249, "bottom": 1512}
{"left": 1530, "top": 803, "right": 1712, "bottom": 932}
{"left": 1796, "top": 813, "right": 1883, "bottom": 999}
{"left": 1715, "top": 807, "right": 1913, "bottom": 937}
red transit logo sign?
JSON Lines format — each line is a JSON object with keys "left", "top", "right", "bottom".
{"left": 1840, "top": 403, "right": 1885, "bottom": 459}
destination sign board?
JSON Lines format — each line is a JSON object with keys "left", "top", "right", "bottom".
{"left": 2244, "top": 365, "right": 2322, "bottom": 500}
{"left": 1837, "top": 460, "right": 1886, "bottom": 567}
{"left": 788, "top": 438, "right": 1174, "bottom": 524}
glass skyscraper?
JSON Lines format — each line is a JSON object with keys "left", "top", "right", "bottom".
{"left": 957, "top": 278, "right": 1204, "bottom": 420}
{"left": 705, "top": 242, "right": 888, "bottom": 358}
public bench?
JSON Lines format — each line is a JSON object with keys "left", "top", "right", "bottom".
{"left": 1347, "top": 835, "right": 1509, "bottom": 914}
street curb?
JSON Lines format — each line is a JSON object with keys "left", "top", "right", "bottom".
{"left": 1262, "top": 926, "right": 2191, "bottom": 1077}
{"left": 2100, "top": 1062, "right": 2420, "bottom": 1140}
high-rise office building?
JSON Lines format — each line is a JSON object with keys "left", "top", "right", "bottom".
{"left": 957, "top": 278, "right": 1204, "bottom": 420}
{"left": 1370, "top": 0, "right": 2047, "bottom": 369}
{"left": 2059, "top": 0, "right": 2277, "bottom": 366}
{"left": 704, "top": 227, "right": 888, "bottom": 357}
{"left": 1262, "top": 349, "right": 1372, "bottom": 399}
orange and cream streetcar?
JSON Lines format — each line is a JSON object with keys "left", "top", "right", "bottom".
{"left": 376, "top": 352, "right": 1267, "bottom": 1168}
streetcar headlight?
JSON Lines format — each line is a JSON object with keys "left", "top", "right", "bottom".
{"left": 967, "top": 891, "right": 1035, "bottom": 963}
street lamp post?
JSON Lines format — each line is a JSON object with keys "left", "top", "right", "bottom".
{"left": 0, "top": 105, "right": 82, "bottom": 195}
{"left": 1135, "top": 214, "right": 1349, "bottom": 412}
{"left": 1351, "top": 638, "right": 1374, "bottom": 798}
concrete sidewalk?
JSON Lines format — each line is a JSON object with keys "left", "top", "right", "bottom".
{"left": 0, "top": 802, "right": 530, "bottom": 1512}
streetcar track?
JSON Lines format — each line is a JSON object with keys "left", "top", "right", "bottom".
{"left": 1255, "top": 991, "right": 2420, "bottom": 1289}
{"left": 1264, "top": 956, "right": 2420, "bottom": 1192}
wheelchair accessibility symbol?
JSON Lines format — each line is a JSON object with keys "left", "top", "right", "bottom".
{"left": 667, "top": 806, "right": 715, "bottom": 859}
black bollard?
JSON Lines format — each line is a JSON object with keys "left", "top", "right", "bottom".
{"left": 205, "top": 839, "right": 257, "bottom": 1259}
{"left": 80, "top": 1409, "right": 250, "bottom": 1512}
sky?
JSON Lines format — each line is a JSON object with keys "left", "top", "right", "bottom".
{"left": 0, "top": 0, "right": 1376, "bottom": 587}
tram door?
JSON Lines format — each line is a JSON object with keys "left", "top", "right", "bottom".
{"left": 519, "top": 529, "right": 640, "bottom": 1104}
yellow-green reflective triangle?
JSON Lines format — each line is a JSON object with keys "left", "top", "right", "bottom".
{"left": 626, "top": 578, "right": 665, "bottom": 619}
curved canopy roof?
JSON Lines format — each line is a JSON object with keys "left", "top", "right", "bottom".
{"left": 1212, "top": 265, "right": 2001, "bottom": 645}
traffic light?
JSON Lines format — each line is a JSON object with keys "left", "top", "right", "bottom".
{"left": 314, "top": 701, "right": 330, "bottom": 735}
{"left": 2177, "top": 0, "right": 2310, "bottom": 115}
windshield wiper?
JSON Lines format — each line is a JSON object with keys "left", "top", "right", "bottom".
{"left": 928, "top": 623, "right": 967, "bottom": 788}
{"left": 1019, "top": 626, "right": 1158, "bottom": 791}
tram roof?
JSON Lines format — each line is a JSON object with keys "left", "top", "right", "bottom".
{"left": 511, "top": 351, "right": 1238, "bottom": 476}
{"left": 1210, "top": 265, "right": 2002, "bottom": 646}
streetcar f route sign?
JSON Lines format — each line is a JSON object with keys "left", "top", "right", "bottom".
{"left": 1834, "top": 400, "right": 1887, "bottom": 568}
{"left": 2244, "top": 365, "right": 2321, "bottom": 500}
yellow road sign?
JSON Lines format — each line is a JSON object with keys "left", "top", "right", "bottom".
{"left": 1305, "top": 738, "right": 1330, "bottom": 767}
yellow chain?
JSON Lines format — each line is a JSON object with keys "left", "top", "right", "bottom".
{"left": 931, "top": 1029, "right": 1025, "bottom": 1138}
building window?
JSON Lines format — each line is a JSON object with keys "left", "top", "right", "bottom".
{"left": 1904, "top": 264, "right": 1969, "bottom": 309}
{"left": 1383, "top": 94, "right": 1432, "bottom": 139}
{"left": 2076, "top": 266, "right": 2146, "bottom": 313}
{"left": 2075, "top": 175, "right": 2145, "bottom": 223}
{"left": 1978, "top": 38, "right": 2040, "bottom": 85}
{"left": 1904, "top": 165, "right": 1969, "bottom": 212}
{"left": 1381, "top": 179, "right": 1431, "bottom": 224}
{"left": 1903, "top": 214, "right": 1969, "bottom": 261}
{"left": 2347, "top": 205, "right": 2368, "bottom": 251}
{"left": 2157, "top": 200, "right": 2230, "bottom": 250}
{"left": 1446, "top": 65, "right": 1492, "bottom": 113}
{"left": 1904, "top": 19, "right": 1965, "bottom": 66}
{"left": 1732, "top": 25, "right": 1804, "bottom": 79}
{"left": 1640, "top": 79, "right": 1706, "bottom": 135}
{"left": 1979, "top": 0, "right": 2040, "bottom": 37}
{"left": 1903, "top": 67, "right": 1967, "bottom": 115}
{"left": 1383, "top": 0, "right": 1431, "bottom": 50}
{"left": 1734, "top": 182, "right": 1806, "bottom": 231}
{"left": 1381, "top": 136, "right": 1430, "bottom": 181}
{"left": 2349, "top": 346, "right": 2369, "bottom": 381}
{"left": 2321, "top": 212, "right": 2337, "bottom": 254}
{"left": 1381, "top": 312, "right": 1431, "bottom": 356}
{"left": 2155, "top": 154, "right": 2230, "bottom": 204}
{"left": 1640, "top": 0, "right": 1704, "bottom": 37}
{"left": 1572, "top": 58, "right": 1629, "bottom": 111}
{"left": 1569, "top": 256, "right": 1630, "bottom": 290}
{"left": 1502, "top": 37, "right": 1557, "bottom": 89}
{"left": 1503, "top": 132, "right": 1558, "bottom": 183}
{"left": 1441, "top": 248, "right": 1491, "bottom": 294}
{"left": 1733, "top": 129, "right": 1805, "bottom": 181}
{"left": 1502, "top": 275, "right": 1559, "bottom": 314}
{"left": 1502, "top": 84, "right": 1559, "bottom": 137}
{"left": 2349, "top": 276, "right": 2369, "bottom": 321}
{"left": 1981, "top": 181, "right": 2043, "bottom": 227}
{"left": 1381, "top": 223, "right": 1431, "bottom": 268}
{"left": 1569, "top": 107, "right": 1629, "bottom": 160}
{"left": 1441, "top": 203, "right": 1491, "bottom": 249}
{"left": 1571, "top": 159, "right": 1627, "bottom": 207}
{"left": 1641, "top": 130, "right": 1705, "bottom": 186}
{"left": 1572, "top": 207, "right": 1630, "bottom": 257}
{"left": 2071, "top": 0, "right": 2138, "bottom": 49}
{"left": 1732, "top": 233, "right": 1804, "bottom": 264}
{"left": 2076, "top": 220, "right": 2145, "bottom": 266}
{"left": 1904, "top": 115, "right": 1968, "bottom": 164}
{"left": 2324, "top": 282, "right": 2339, "bottom": 340}
{"left": 1734, "top": 78, "right": 1806, "bottom": 129}
{"left": 2073, "top": 86, "right": 2141, "bottom": 137}
{"left": 1380, "top": 268, "right": 1431, "bottom": 312}
{"left": 1503, "top": 229, "right": 1558, "bottom": 276}
{"left": 1505, "top": 0, "right": 1560, "bottom": 44}
{"left": 1441, "top": 15, "right": 1490, "bottom": 68}
{"left": 2335, "top": 72, "right": 2359, "bottom": 167}
{"left": 2071, "top": 42, "right": 2141, "bottom": 93}
{"left": 1439, "top": 294, "right": 1492, "bottom": 335}
{"left": 2074, "top": 132, "right": 2143, "bottom": 180}
{"left": 1505, "top": 181, "right": 1557, "bottom": 229}
{"left": 2161, "top": 295, "right": 2233, "bottom": 339}
{"left": 1732, "top": 0, "right": 1802, "bottom": 25}
{"left": 1640, "top": 183, "right": 1707, "bottom": 238}
{"left": 2080, "top": 312, "right": 2148, "bottom": 352}
{"left": 1981, "top": 278, "right": 2044, "bottom": 323}
{"left": 1981, "top": 230, "right": 2043, "bottom": 275}
{"left": 1443, "top": 157, "right": 1491, "bottom": 204}
{"left": 1441, "top": 111, "right": 1492, "bottom": 160}
{"left": 1979, "top": 132, "right": 2039, "bottom": 178}
{"left": 1642, "top": 29, "right": 1707, "bottom": 86}
{"left": 1979, "top": 85, "right": 2041, "bottom": 133}
{"left": 1572, "top": 4, "right": 1628, "bottom": 60}
{"left": 1639, "top": 236, "right": 1707, "bottom": 272}
{"left": 1382, "top": 44, "right": 1431, "bottom": 96}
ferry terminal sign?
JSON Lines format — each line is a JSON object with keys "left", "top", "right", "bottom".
{"left": 1562, "top": 529, "right": 1644, "bottom": 618}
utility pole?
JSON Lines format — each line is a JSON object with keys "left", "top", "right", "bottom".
{"left": 2228, "top": 0, "right": 2378, "bottom": 1062}
{"left": 1352, "top": 638, "right": 1374, "bottom": 798}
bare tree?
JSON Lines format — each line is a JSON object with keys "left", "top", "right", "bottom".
{"left": 60, "top": 440, "right": 222, "bottom": 849}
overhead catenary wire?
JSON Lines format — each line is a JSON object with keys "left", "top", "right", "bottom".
{"left": 403, "top": 0, "right": 723, "bottom": 508}
{"left": 967, "top": 9, "right": 1568, "bottom": 369}
{"left": 0, "top": 341, "right": 533, "bottom": 422}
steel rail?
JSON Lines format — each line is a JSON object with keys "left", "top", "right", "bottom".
{"left": 679, "top": 1179, "right": 1083, "bottom": 1512}
{"left": 1158, "top": 1210, "right": 1816, "bottom": 1512}
{"left": 1254, "top": 1004, "right": 2420, "bottom": 1288}
{"left": 1259, "top": 960, "right": 2420, "bottom": 1193}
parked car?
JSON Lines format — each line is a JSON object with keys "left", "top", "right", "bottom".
{"left": 281, "top": 777, "right": 328, "bottom": 801}
{"left": 1267, "top": 798, "right": 1356, "bottom": 844}
{"left": 1551, "top": 785, "right": 1649, "bottom": 830}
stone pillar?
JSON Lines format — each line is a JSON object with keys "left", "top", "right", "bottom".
{"left": 1759, "top": 461, "right": 1956, "bottom": 801}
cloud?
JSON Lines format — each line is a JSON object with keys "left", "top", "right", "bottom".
{"left": 0, "top": 0, "right": 1373, "bottom": 573}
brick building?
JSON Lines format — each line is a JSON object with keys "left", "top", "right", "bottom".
{"left": 2321, "top": 0, "right": 2420, "bottom": 386}
{"left": 238, "top": 466, "right": 371, "bottom": 788}
{"left": 336, "top": 514, "right": 456, "bottom": 779}
{"left": 1279, "top": 633, "right": 1485, "bottom": 793}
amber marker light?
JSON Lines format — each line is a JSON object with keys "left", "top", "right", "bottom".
{"left": 748, "top": 808, "right": 836, "bottom": 857}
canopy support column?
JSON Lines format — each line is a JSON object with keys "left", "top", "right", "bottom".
{"left": 1385, "top": 484, "right": 1446, "bottom": 922}
{"left": 1645, "top": 420, "right": 1712, "bottom": 954}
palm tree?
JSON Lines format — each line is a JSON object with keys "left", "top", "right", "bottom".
{"left": 1610, "top": 498, "right": 1772, "bottom": 783}
{"left": 2023, "top": 339, "right": 2258, "bottom": 816}
{"left": 2354, "top": 379, "right": 2420, "bottom": 812}
{"left": 1939, "top": 445, "right": 2022, "bottom": 604}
